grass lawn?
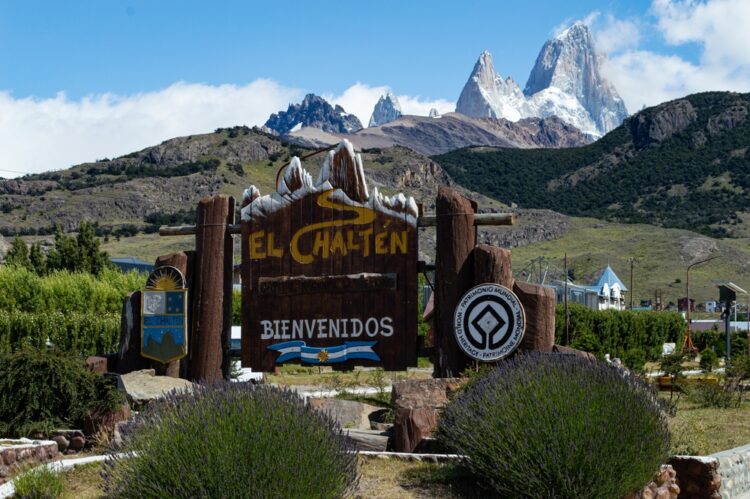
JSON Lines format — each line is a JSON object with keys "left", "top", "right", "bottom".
{"left": 56, "top": 458, "right": 487, "bottom": 499}
{"left": 669, "top": 396, "right": 750, "bottom": 455}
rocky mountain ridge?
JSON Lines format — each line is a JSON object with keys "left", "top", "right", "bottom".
{"left": 286, "top": 112, "right": 590, "bottom": 156}
{"left": 264, "top": 94, "right": 363, "bottom": 135}
{"left": 369, "top": 92, "right": 402, "bottom": 127}
{"left": 456, "top": 22, "right": 628, "bottom": 137}
{"left": 437, "top": 91, "right": 750, "bottom": 238}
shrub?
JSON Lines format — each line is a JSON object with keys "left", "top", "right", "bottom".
{"left": 700, "top": 348, "right": 718, "bottom": 372}
{"left": 437, "top": 353, "right": 670, "bottom": 498}
{"left": 12, "top": 465, "right": 64, "bottom": 499}
{"left": 0, "top": 349, "right": 123, "bottom": 437}
{"left": 622, "top": 347, "right": 647, "bottom": 371}
{"left": 556, "top": 304, "right": 684, "bottom": 360}
{"left": 102, "top": 382, "right": 358, "bottom": 498}
{"left": 0, "top": 311, "right": 120, "bottom": 355}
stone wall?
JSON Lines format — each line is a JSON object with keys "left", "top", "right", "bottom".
{"left": 713, "top": 444, "right": 750, "bottom": 498}
{"left": 0, "top": 439, "right": 58, "bottom": 485}
{"left": 669, "top": 443, "right": 750, "bottom": 498}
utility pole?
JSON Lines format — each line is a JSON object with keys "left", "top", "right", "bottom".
{"left": 628, "top": 257, "right": 637, "bottom": 309}
{"left": 564, "top": 253, "right": 570, "bottom": 344}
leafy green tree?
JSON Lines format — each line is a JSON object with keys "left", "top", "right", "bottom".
{"left": 5, "top": 236, "right": 30, "bottom": 269}
{"left": 28, "top": 243, "right": 46, "bottom": 274}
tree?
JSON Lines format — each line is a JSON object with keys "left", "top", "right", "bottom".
{"left": 29, "top": 243, "right": 46, "bottom": 274}
{"left": 5, "top": 236, "right": 30, "bottom": 268}
{"left": 45, "top": 223, "right": 110, "bottom": 275}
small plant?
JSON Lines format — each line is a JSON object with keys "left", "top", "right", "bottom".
{"left": 0, "top": 349, "right": 123, "bottom": 437}
{"left": 13, "top": 465, "right": 64, "bottom": 499}
{"left": 370, "top": 368, "right": 388, "bottom": 400}
{"left": 103, "top": 382, "right": 358, "bottom": 498}
{"left": 699, "top": 348, "right": 718, "bottom": 372}
{"left": 686, "top": 379, "right": 738, "bottom": 409}
{"left": 438, "top": 353, "right": 670, "bottom": 498}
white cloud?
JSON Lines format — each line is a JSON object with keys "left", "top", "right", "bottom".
{"left": 593, "top": 0, "right": 750, "bottom": 111}
{"left": 324, "top": 82, "right": 455, "bottom": 127}
{"left": 591, "top": 14, "right": 641, "bottom": 54}
{"left": 0, "top": 79, "right": 456, "bottom": 178}
{"left": 0, "top": 80, "right": 301, "bottom": 177}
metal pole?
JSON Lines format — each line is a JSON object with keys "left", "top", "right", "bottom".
{"left": 564, "top": 253, "right": 569, "bottom": 345}
{"left": 629, "top": 258, "right": 635, "bottom": 309}
{"left": 725, "top": 300, "right": 732, "bottom": 366}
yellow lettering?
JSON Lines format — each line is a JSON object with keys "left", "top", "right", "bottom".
{"left": 390, "top": 231, "right": 408, "bottom": 254}
{"left": 267, "top": 232, "right": 283, "bottom": 258}
{"left": 289, "top": 190, "right": 377, "bottom": 264}
{"left": 360, "top": 228, "right": 373, "bottom": 257}
{"left": 375, "top": 232, "right": 388, "bottom": 255}
{"left": 346, "top": 230, "right": 360, "bottom": 251}
{"left": 330, "top": 230, "right": 347, "bottom": 256}
{"left": 250, "top": 231, "right": 266, "bottom": 259}
{"left": 312, "top": 231, "right": 330, "bottom": 259}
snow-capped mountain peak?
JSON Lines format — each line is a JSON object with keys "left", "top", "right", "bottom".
{"left": 456, "top": 50, "right": 532, "bottom": 122}
{"left": 368, "top": 91, "right": 403, "bottom": 127}
{"left": 455, "top": 21, "right": 628, "bottom": 137}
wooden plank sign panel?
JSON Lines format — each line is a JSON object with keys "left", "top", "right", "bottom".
{"left": 241, "top": 140, "right": 418, "bottom": 371}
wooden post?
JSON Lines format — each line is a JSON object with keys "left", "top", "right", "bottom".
{"left": 152, "top": 252, "right": 191, "bottom": 378}
{"left": 513, "top": 281, "right": 556, "bottom": 352}
{"left": 433, "top": 187, "right": 476, "bottom": 378}
{"left": 116, "top": 291, "right": 149, "bottom": 374}
{"left": 189, "top": 195, "right": 233, "bottom": 382}
{"left": 473, "top": 244, "right": 513, "bottom": 288}
{"left": 221, "top": 198, "right": 235, "bottom": 380}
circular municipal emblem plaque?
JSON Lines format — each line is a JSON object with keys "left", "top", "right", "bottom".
{"left": 454, "top": 283, "right": 525, "bottom": 362}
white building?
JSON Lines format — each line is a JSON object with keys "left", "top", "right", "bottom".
{"left": 552, "top": 265, "right": 628, "bottom": 311}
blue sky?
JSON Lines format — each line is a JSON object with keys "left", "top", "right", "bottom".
{"left": 0, "top": 0, "right": 749, "bottom": 175}
{"left": 0, "top": 0, "right": 665, "bottom": 100}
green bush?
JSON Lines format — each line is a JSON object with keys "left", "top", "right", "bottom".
{"left": 0, "top": 266, "right": 144, "bottom": 314}
{"left": 12, "top": 465, "right": 64, "bottom": 499}
{"left": 102, "top": 382, "right": 358, "bottom": 498}
{"left": 700, "top": 348, "right": 718, "bottom": 372}
{"left": 622, "top": 347, "right": 647, "bottom": 371}
{"left": 556, "top": 304, "right": 684, "bottom": 360}
{"left": 437, "top": 353, "right": 670, "bottom": 498}
{"left": 0, "top": 311, "right": 120, "bottom": 355}
{"left": 0, "top": 349, "right": 123, "bottom": 437}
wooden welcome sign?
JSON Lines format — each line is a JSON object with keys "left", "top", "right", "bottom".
{"left": 241, "top": 140, "right": 418, "bottom": 371}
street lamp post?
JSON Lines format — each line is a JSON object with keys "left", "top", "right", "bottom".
{"left": 684, "top": 255, "right": 720, "bottom": 353}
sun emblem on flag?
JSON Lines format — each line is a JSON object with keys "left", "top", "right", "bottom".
{"left": 317, "top": 350, "right": 329, "bottom": 363}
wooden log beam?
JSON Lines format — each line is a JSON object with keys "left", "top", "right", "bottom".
{"left": 189, "top": 195, "right": 232, "bottom": 382}
{"left": 472, "top": 244, "right": 513, "bottom": 289}
{"left": 513, "top": 281, "right": 556, "bottom": 353}
{"left": 433, "top": 187, "right": 476, "bottom": 378}
{"left": 116, "top": 291, "right": 149, "bottom": 374}
{"left": 157, "top": 213, "right": 515, "bottom": 237}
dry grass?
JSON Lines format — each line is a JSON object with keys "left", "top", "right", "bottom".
{"left": 60, "top": 462, "right": 105, "bottom": 499}
{"left": 670, "top": 397, "right": 750, "bottom": 455}
{"left": 266, "top": 364, "right": 433, "bottom": 388}
{"left": 356, "top": 457, "right": 487, "bottom": 498}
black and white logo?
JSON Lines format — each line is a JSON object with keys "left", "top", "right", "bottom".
{"left": 453, "top": 284, "right": 525, "bottom": 361}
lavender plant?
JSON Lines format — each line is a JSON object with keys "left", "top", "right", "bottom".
{"left": 437, "top": 353, "right": 670, "bottom": 499}
{"left": 102, "top": 382, "right": 358, "bottom": 498}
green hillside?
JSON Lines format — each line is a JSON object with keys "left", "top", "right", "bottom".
{"left": 508, "top": 216, "right": 750, "bottom": 306}
{"left": 436, "top": 92, "right": 750, "bottom": 238}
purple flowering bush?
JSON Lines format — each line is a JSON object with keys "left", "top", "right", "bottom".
{"left": 102, "top": 382, "right": 358, "bottom": 498}
{"left": 438, "top": 353, "right": 670, "bottom": 498}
